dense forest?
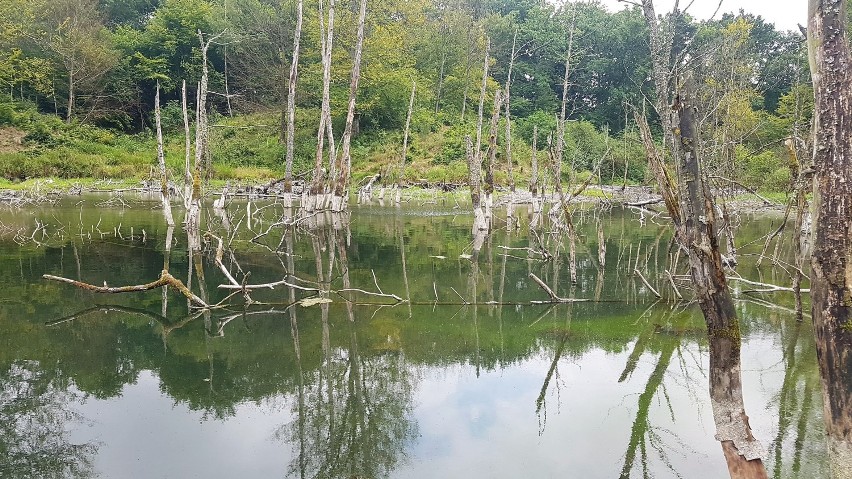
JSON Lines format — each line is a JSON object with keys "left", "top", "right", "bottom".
{"left": 0, "top": 0, "right": 810, "bottom": 191}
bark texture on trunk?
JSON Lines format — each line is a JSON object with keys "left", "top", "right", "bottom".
{"left": 182, "top": 80, "right": 192, "bottom": 210}
{"left": 673, "top": 77, "right": 738, "bottom": 333}
{"left": 309, "top": 0, "right": 336, "bottom": 210}
{"left": 807, "top": 2, "right": 852, "bottom": 475}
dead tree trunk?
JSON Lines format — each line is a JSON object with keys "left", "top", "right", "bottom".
{"left": 504, "top": 27, "right": 517, "bottom": 194}
{"left": 466, "top": 135, "right": 487, "bottom": 235}
{"left": 530, "top": 125, "right": 541, "bottom": 215}
{"left": 284, "top": 0, "right": 304, "bottom": 208}
{"left": 195, "top": 30, "right": 223, "bottom": 183}
{"left": 483, "top": 89, "right": 502, "bottom": 223}
{"left": 807, "top": 1, "right": 852, "bottom": 475}
{"left": 554, "top": 6, "right": 577, "bottom": 206}
{"left": 307, "top": 0, "right": 335, "bottom": 212}
{"left": 673, "top": 76, "right": 740, "bottom": 333}
{"left": 396, "top": 80, "right": 416, "bottom": 205}
{"left": 182, "top": 80, "right": 192, "bottom": 210}
{"left": 475, "top": 36, "right": 490, "bottom": 170}
{"left": 154, "top": 81, "right": 174, "bottom": 227}
{"left": 331, "top": 0, "right": 367, "bottom": 212}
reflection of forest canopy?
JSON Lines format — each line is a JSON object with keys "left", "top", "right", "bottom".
{"left": 0, "top": 360, "right": 96, "bottom": 479}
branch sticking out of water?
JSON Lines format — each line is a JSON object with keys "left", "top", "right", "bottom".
{"left": 43, "top": 270, "right": 209, "bottom": 308}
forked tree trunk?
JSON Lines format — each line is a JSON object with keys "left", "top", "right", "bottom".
{"left": 396, "top": 80, "right": 416, "bottom": 205}
{"left": 284, "top": 0, "right": 304, "bottom": 208}
{"left": 807, "top": 1, "right": 852, "bottom": 475}
{"left": 154, "top": 81, "right": 174, "bottom": 227}
{"left": 331, "top": 0, "right": 367, "bottom": 212}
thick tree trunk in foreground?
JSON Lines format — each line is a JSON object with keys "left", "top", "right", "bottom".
{"left": 807, "top": 1, "right": 852, "bottom": 476}
{"left": 154, "top": 81, "right": 174, "bottom": 227}
{"left": 638, "top": 77, "right": 767, "bottom": 471}
{"left": 283, "top": 0, "right": 304, "bottom": 208}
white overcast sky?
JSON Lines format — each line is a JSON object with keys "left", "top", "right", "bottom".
{"left": 596, "top": 0, "right": 805, "bottom": 32}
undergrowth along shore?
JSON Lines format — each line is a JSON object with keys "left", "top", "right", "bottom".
{"left": 1, "top": 101, "right": 794, "bottom": 197}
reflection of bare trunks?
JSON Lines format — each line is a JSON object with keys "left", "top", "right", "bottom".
{"left": 709, "top": 333, "right": 767, "bottom": 478}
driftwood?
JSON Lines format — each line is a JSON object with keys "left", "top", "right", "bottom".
{"left": 634, "top": 269, "right": 661, "bottom": 298}
{"left": 43, "top": 270, "right": 208, "bottom": 308}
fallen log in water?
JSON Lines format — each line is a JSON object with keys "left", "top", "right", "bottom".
{"left": 43, "top": 270, "right": 209, "bottom": 308}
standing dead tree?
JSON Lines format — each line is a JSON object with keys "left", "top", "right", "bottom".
{"left": 182, "top": 80, "right": 192, "bottom": 210}
{"left": 806, "top": 0, "right": 852, "bottom": 475}
{"left": 283, "top": 0, "right": 304, "bottom": 209}
{"left": 307, "top": 0, "right": 336, "bottom": 212}
{"left": 483, "top": 89, "right": 502, "bottom": 223}
{"left": 396, "top": 80, "right": 416, "bottom": 205}
{"left": 331, "top": 0, "right": 367, "bottom": 213}
{"left": 635, "top": 75, "right": 767, "bottom": 472}
{"left": 154, "top": 81, "right": 174, "bottom": 227}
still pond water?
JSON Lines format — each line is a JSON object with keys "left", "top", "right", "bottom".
{"left": 0, "top": 194, "right": 828, "bottom": 478}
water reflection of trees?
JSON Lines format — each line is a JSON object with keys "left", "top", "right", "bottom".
{"left": 0, "top": 360, "right": 96, "bottom": 478}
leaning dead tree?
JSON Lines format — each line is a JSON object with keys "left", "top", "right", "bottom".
{"left": 636, "top": 75, "right": 766, "bottom": 473}
{"left": 807, "top": 0, "right": 852, "bottom": 476}
{"left": 283, "top": 0, "right": 304, "bottom": 209}
{"left": 154, "top": 81, "right": 174, "bottom": 227}
{"left": 331, "top": 0, "right": 367, "bottom": 213}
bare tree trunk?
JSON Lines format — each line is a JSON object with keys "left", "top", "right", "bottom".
{"left": 331, "top": 0, "right": 367, "bottom": 212}
{"left": 530, "top": 125, "right": 541, "bottom": 215}
{"left": 504, "top": 28, "right": 517, "bottom": 194}
{"left": 66, "top": 70, "right": 74, "bottom": 123}
{"left": 483, "top": 89, "right": 502, "bottom": 224}
{"left": 460, "top": 28, "right": 474, "bottom": 121}
{"left": 466, "top": 135, "right": 487, "bottom": 234}
{"left": 396, "top": 80, "right": 416, "bottom": 205}
{"left": 284, "top": 0, "right": 304, "bottom": 208}
{"left": 435, "top": 43, "right": 446, "bottom": 114}
{"left": 807, "top": 1, "right": 852, "bottom": 475}
{"left": 308, "top": 0, "right": 335, "bottom": 212}
{"left": 154, "top": 81, "right": 174, "bottom": 227}
{"left": 475, "top": 37, "right": 490, "bottom": 167}
{"left": 182, "top": 80, "right": 192, "bottom": 210}
{"left": 555, "top": 6, "right": 577, "bottom": 193}
{"left": 195, "top": 30, "right": 223, "bottom": 183}
{"left": 674, "top": 76, "right": 739, "bottom": 333}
